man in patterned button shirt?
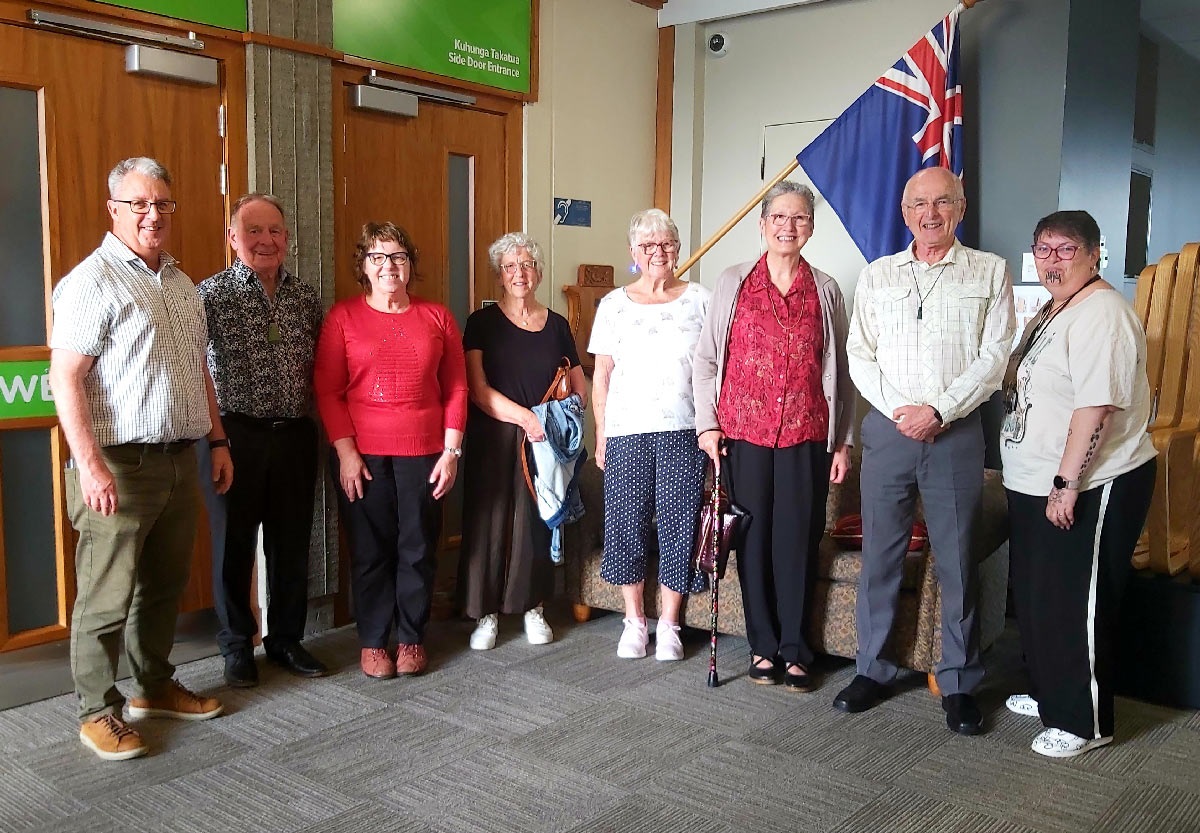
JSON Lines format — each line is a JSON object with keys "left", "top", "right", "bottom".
{"left": 835, "top": 167, "right": 1015, "bottom": 735}
{"left": 199, "top": 193, "right": 326, "bottom": 687}
{"left": 50, "top": 157, "right": 233, "bottom": 761}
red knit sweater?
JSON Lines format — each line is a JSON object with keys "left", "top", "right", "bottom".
{"left": 314, "top": 295, "right": 468, "bottom": 457}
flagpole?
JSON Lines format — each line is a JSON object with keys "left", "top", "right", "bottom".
{"left": 673, "top": 159, "right": 799, "bottom": 278}
{"left": 675, "top": 0, "right": 981, "bottom": 279}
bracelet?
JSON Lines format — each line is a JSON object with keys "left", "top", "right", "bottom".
{"left": 444, "top": 446, "right": 463, "bottom": 458}
{"left": 209, "top": 438, "right": 231, "bottom": 449}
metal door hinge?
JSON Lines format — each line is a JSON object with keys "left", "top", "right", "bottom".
{"left": 219, "top": 163, "right": 228, "bottom": 196}
{"left": 217, "top": 104, "right": 227, "bottom": 138}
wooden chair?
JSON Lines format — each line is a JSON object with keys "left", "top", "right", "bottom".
{"left": 561, "top": 264, "right": 615, "bottom": 376}
{"left": 1139, "top": 244, "right": 1200, "bottom": 575}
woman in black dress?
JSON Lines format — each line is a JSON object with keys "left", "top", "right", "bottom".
{"left": 458, "top": 232, "right": 586, "bottom": 649}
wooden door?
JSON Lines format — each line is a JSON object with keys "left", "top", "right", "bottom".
{"left": 332, "top": 65, "right": 520, "bottom": 312}
{"left": 0, "top": 9, "right": 245, "bottom": 650}
{"left": 331, "top": 65, "right": 522, "bottom": 617}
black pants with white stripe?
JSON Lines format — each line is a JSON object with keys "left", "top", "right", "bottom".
{"left": 1007, "top": 458, "right": 1155, "bottom": 740}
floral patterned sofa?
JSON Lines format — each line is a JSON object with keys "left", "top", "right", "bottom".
{"left": 563, "top": 453, "right": 1010, "bottom": 690}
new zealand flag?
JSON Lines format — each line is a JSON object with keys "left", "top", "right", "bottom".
{"left": 797, "top": 7, "right": 963, "bottom": 263}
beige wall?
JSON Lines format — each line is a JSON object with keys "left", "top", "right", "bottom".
{"left": 525, "top": 0, "right": 662, "bottom": 313}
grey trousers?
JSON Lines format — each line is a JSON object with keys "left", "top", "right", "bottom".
{"left": 855, "top": 408, "right": 984, "bottom": 695}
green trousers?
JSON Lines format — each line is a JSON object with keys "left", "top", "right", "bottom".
{"left": 66, "top": 444, "right": 199, "bottom": 722}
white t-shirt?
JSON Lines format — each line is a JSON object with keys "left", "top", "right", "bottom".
{"left": 588, "top": 282, "right": 711, "bottom": 437}
{"left": 999, "top": 289, "right": 1156, "bottom": 496}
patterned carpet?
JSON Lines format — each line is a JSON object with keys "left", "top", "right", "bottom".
{"left": 2, "top": 609, "right": 1198, "bottom": 833}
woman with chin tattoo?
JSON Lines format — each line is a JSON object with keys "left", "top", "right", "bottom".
{"left": 999, "top": 210, "right": 1156, "bottom": 758}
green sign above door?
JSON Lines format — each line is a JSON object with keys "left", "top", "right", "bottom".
{"left": 334, "top": 0, "right": 532, "bottom": 94}
{"left": 0, "top": 361, "right": 55, "bottom": 421}
{"left": 95, "top": 0, "right": 248, "bottom": 32}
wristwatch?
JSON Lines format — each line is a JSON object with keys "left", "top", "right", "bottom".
{"left": 209, "top": 438, "right": 231, "bottom": 449}
{"left": 444, "top": 446, "right": 463, "bottom": 458}
{"left": 1052, "top": 475, "right": 1080, "bottom": 490}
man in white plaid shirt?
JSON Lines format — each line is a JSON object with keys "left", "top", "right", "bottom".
{"left": 49, "top": 157, "right": 234, "bottom": 762}
{"left": 834, "top": 167, "right": 1015, "bottom": 735}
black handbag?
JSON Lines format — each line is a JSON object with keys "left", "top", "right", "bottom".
{"left": 693, "top": 462, "right": 748, "bottom": 580}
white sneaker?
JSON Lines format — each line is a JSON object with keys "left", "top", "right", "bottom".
{"left": 469, "top": 614, "right": 498, "bottom": 650}
{"left": 524, "top": 607, "right": 554, "bottom": 645}
{"left": 1031, "top": 727, "right": 1113, "bottom": 758}
{"left": 655, "top": 621, "right": 684, "bottom": 661}
{"left": 617, "top": 618, "right": 649, "bottom": 659}
{"left": 1006, "top": 694, "right": 1040, "bottom": 717}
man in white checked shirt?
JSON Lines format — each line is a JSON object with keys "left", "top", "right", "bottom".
{"left": 49, "top": 157, "right": 234, "bottom": 762}
{"left": 834, "top": 167, "right": 1015, "bottom": 735}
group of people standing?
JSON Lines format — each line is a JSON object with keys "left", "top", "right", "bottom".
{"left": 588, "top": 165, "right": 1156, "bottom": 762}
{"left": 50, "top": 156, "right": 1155, "bottom": 766}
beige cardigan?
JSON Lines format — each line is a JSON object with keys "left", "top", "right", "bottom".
{"left": 692, "top": 260, "right": 855, "bottom": 451}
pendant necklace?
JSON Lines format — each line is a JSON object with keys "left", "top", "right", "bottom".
{"left": 909, "top": 262, "right": 951, "bottom": 320}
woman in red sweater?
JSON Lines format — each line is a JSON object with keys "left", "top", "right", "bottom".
{"left": 314, "top": 221, "right": 468, "bottom": 679}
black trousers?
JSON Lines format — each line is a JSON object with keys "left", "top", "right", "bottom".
{"left": 1008, "top": 458, "right": 1155, "bottom": 740}
{"left": 201, "top": 414, "right": 318, "bottom": 656}
{"left": 724, "top": 439, "right": 830, "bottom": 666}
{"left": 334, "top": 452, "right": 442, "bottom": 647}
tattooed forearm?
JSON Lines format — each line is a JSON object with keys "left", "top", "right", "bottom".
{"left": 1078, "top": 417, "right": 1107, "bottom": 476}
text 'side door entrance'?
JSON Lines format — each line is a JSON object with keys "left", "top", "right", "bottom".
{"left": 332, "top": 66, "right": 521, "bottom": 612}
{"left": 0, "top": 9, "right": 245, "bottom": 651}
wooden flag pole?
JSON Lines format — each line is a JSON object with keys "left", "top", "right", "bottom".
{"left": 673, "top": 158, "right": 799, "bottom": 279}
{"left": 674, "top": 0, "right": 981, "bottom": 280}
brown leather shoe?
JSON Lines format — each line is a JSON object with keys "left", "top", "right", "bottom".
{"left": 128, "top": 680, "right": 223, "bottom": 721}
{"left": 394, "top": 643, "right": 427, "bottom": 676}
{"left": 79, "top": 714, "right": 148, "bottom": 761}
{"left": 360, "top": 647, "right": 396, "bottom": 679}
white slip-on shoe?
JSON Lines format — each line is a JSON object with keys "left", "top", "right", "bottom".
{"left": 655, "top": 621, "right": 684, "bottom": 661}
{"left": 617, "top": 618, "right": 649, "bottom": 659}
{"left": 469, "top": 614, "right": 499, "bottom": 651}
{"left": 524, "top": 606, "right": 554, "bottom": 645}
{"left": 1031, "top": 727, "right": 1113, "bottom": 758}
{"left": 1005, "top": 694, "right": 1040, "bottom": 717}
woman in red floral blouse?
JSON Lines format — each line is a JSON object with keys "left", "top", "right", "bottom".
{"left": 692, "top": 181, "right": 855, "bottom": 691}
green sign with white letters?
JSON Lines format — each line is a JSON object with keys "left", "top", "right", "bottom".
{"left": 334, "top": 0, "right": 532, "bottom": 94}
{"left": 0, "top": 361, "right": 55, "bottom": 421}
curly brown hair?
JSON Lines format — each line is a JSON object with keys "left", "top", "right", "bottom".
{"left": 354, "top": 221, "right": 420, "bottom": 293}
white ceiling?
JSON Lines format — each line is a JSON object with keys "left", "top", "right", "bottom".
{"left": 659, "top": 0, "right": 1200, "bottom": 64}
{"left": 1141, "top": 0, "right": 1200, "bottom": 63}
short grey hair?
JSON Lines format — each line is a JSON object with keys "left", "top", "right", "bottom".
{"left": 107, "top": 157, "right": 172, "bottom": 198}
{"left": 761, "top": 180, "right": 815, "bottom": 218}
{"left": 230, "top": 193, "right": 288, "bottom": 228}
{"left": 627, "top": 208, "right": 679, "bottom": 247}
{"left": 488, "top": 232, "right": 545, "bottom": 275}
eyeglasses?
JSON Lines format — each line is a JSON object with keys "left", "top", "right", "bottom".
{"left": 637, "top": 241, "right": 680, "bottom": 255}
{"left": 1031, "top": 243, "right": 1080, "bottom": 261}
{"left": 111, "top": 199, "right": 177, "bottom": 215}
{"left": 365, "top": 251, "right": 410, "bottom": 266}
{"left": 903, "top": 197, "right": 962, "bottom": 212}
{"left": 501, "top": 260, "right": 539, "bottom": 274}
{"left": 766, "top": 213, "right": 813, "bottom": 227}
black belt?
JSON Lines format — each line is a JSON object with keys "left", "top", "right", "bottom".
{"left": 115, "top": 439, "right": 197, "bottom": 455}
{"left": 222, "top": 412, "right": 311, "bottom": 431}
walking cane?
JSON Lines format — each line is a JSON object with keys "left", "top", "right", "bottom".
{"left": 706, "top": 466, "right": 722, "bottom": 688}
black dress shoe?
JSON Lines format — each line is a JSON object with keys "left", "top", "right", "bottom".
{"left": 224, "top": 650, "right": 259, "bottom": 688}
{"left": 942, "top": 693, "right": 983, "bottom": 735}
{"left": 783, "top": 663, "right": 813, "bottom": 693}
{"left": 832, "top": 674, "right": 888, "bottom": 713}
{"left": 265, "top": 641, "right": 328, "bottom": 678}
{"left": 747, "top": 656, "right": 779, "bottom": 685}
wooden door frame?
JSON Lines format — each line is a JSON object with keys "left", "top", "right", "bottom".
{"left": 0, "top": 7, "right": 248, "bottom": 651}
